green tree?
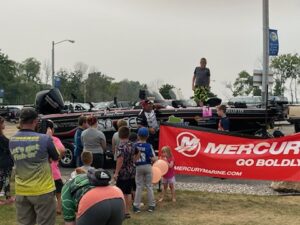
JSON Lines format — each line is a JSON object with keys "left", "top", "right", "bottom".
{"left": 232, "top": 71, "right": 258, "bottom": 96}
{"left": 0, "top": 50, "right": 18, "bottom": 104}
{"left": 253, "top": 87, "right": 262, "bottom": 96}
{"left": 19, "top": 57, "right": 41, "bottom": 83}
{"left": 85, "top": 72, "right": 114, "bottom": 102}
{"left": 56, "top": 69, "right": 84, "bottom": 102}
{"left": 159, "top": 84, "right": 174, "bottom": 99}
{"left": 271, "top": 54, "right": 300, "bottom": 102}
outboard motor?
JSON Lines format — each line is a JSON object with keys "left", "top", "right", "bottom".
{"left": 35, "top": 88, "right": 65, "bottom": 115}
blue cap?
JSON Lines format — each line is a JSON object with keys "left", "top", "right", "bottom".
{"left": 138, "top": 127, "right": 149, "bottom": 137}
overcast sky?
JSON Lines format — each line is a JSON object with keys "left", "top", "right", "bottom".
{"left": 1, "top": 0, "right": 299, "bottom": 100}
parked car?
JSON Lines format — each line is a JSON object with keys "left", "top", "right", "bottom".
{"left": 0, "top": 105, "right": 22, "bottom": 122}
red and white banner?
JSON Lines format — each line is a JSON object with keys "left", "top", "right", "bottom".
{"left": 159, "top": 124, "right": 300, "bottom": 181}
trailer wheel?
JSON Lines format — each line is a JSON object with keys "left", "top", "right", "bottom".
{"left": 60, "top": 142, "right": 76, "bottom": 168}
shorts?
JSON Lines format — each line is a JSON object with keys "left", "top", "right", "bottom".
{"left": 55, "top": 179, "right": 64, "bottom": 193}
{"left": 77, "top": 198, "right": 124, "bottom": 225}
{"left": 16, "top": 192, "right": 56, "bottom": 225}
{"left": 116, "top": 178, "right": 135, "bottom": 195}
{"left": 162, "top": 176, "right": 176, "bottom": 184}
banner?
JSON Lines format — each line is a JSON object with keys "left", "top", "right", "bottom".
{"left": 159, "top": 124, "right": 300, "bottom": 181}
{"left": 269, "top": 29, "right": 279, "bottom": 56}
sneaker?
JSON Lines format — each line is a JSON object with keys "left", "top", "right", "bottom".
{"left": 148, "top": 206, "right": 155, "bottom": 212}
{"left": 133, "top": 205, "right": 141, "bottom": 213}
{"left": 124, "top": 213, "right": 131, "bottom": 219}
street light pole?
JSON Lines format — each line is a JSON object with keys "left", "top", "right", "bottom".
{"left": 52, "top": 41, "right": 55, "bottom": 87}
{"left": 262, "top": 0, "right": 269, "bottom": 108}
{"left": 51, "top": 39, "right": 75, "bottom": 88}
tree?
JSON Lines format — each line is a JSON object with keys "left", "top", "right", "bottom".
{"left": 56, "top": 69, "right": 84, "bottom": 102}
{"left": 0, "top": 50, "right": 18, "bottom": 104}
{"left": 159, "top": 84, "right": 174, "bottom": 99}
{"left": 74, "top": 62, "right": 88, "bottom": 76}
{"left": 85, "top": 72, "right": 114, "bottom": 102}
{"left": 116, "top": 79, "right": 144, "bottom": 101}
{"left": 232, "top": 71, "right": 258, "bottom": 96}
{"left": 271, "top": 54, "right": 300, "bottom": 102}
{"left": 20, "top": 58, "right": 41, "bottom": 83}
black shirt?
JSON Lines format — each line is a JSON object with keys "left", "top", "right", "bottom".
{"left": 0, "top": 135, "right": 14, "bottom": 169}
{"left": 194, "top": 67, "right": 210, "bottom": 87}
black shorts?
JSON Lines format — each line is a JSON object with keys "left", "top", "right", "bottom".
{"left": 55, "top": 179, "right": 64, "bottom": 193}
{"left": 116, "top": 178, "right": 135, "bottom": 195}
{"left": 77, "top": 198, "right": 124, "bottom": 225}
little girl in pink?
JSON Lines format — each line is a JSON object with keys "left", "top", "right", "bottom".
{"left": 159, "top": 146, "right": 176, "bottom": 202}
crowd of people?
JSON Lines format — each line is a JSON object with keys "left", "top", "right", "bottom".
{"left": 0, "top": 98, "right": 177, "bottom": 225}
{"left": 0, "top": 58, "right": 231, "bottom": 224}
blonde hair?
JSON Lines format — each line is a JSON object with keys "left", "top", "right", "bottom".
{"left": 161, "top": 146, "right": 172, "bottom": 158}
{"left": 117, "top": 119, "right": 127, "bottom": 128}
{"left": 81, "top": 151, "right": 93, "bottom": 165}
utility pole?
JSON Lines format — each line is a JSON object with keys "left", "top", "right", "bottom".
{"left": 262, "top": 0, "right": 269, "bottom": 108}
{"left": 52, "top": 41, "right": 55, "bottom": 87}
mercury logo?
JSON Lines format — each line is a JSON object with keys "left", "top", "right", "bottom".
{"left": 175, "top": 132, "right": 201, "bottom": 157}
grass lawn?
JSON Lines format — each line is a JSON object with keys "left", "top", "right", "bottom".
{"left": 1, "top": 190, "right": 300, "bottom": 225}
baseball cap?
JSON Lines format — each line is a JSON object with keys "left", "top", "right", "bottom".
{"left": 87, "top": 168, "right": 111, "bottom": 186}
{"left": 138, "top": 127, "right": 149, "bottom": 137}
{"left": 141, "top": 99, "right": 154, "bottom": 108}
{"left": 20, "top": 107, "right": 38, "bottom": 123}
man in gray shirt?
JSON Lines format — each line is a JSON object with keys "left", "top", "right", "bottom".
{"left": 192, "top": 58, "right": 211, "bottom": 106}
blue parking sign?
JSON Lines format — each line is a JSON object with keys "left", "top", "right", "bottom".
{"left": 54, "top": 76, "right": 61, "bottom": 88}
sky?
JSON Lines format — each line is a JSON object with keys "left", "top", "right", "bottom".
{"left": 0, "top": 0, "right": 299, "bottom": 101}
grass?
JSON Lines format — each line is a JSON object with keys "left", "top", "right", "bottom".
{"left": 2, "top": 190, "right": 300, "bottom": 225}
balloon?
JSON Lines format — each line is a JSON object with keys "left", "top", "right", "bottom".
{"left": 153, "top": 159, "right": 169, "bottom": 176}
{"left": 152, "top": 166, "right": 162, "bottom": 184}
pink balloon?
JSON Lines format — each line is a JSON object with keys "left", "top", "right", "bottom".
{"left": 152, "top": 166, "right": 162, "bottom": 184}
{"left": 153, "top": 159, "right": 169, "bottom": 176}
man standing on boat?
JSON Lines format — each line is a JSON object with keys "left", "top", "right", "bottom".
{"left": 192, "top": 58, "right": 211, "bottom": 106}
{"left": 137, "top": 99, "right": 159, "bottom": 150}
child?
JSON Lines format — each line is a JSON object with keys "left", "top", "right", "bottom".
{"left": 112, "top": 119, "right": 128, "bottom": 162}
{"left": 113, "top": 126, "right": 136, "bottom": 218}
{"left": 46, "top": 120, "right": 65, "bottom": 215}
{"left": 217, "top": 105, "right": 230, "bottom": 131}
{"left": 159, "top": 146, "right": 176, "bottom": 202}
{"left": 71, "top": 151, "right": 94, "bottom": 178}
{"left": 74, "top": 115, "right": 88, "bottom": 167}
{"left": 133, "top": 127, "right": 156, "bottom": 213}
